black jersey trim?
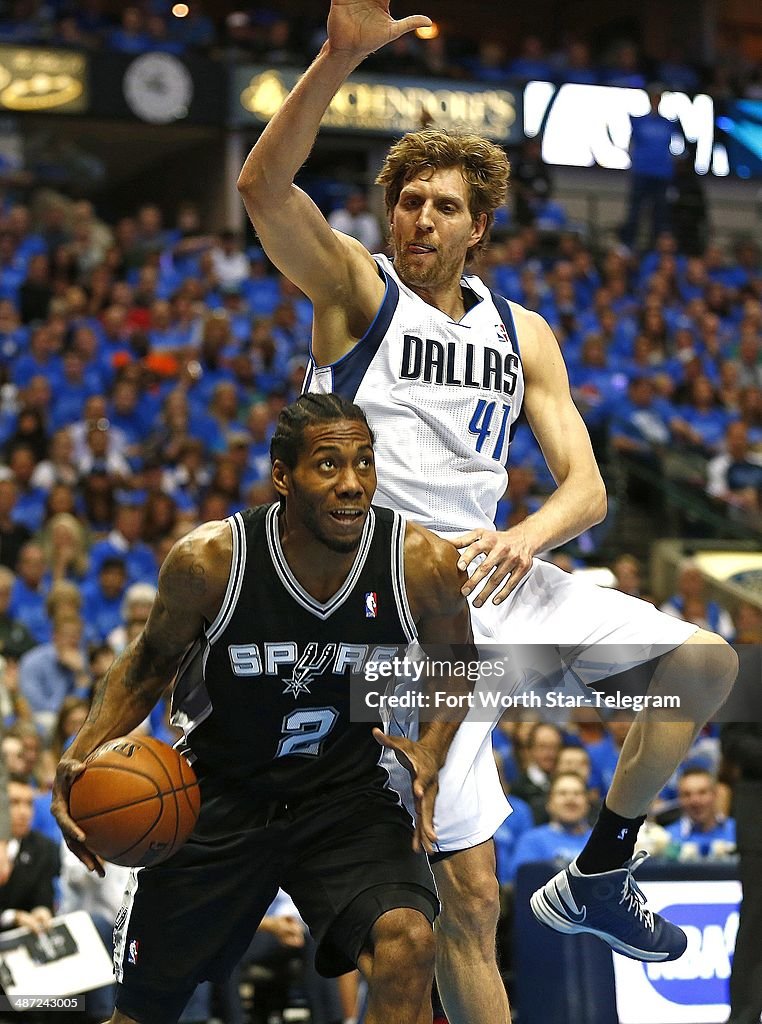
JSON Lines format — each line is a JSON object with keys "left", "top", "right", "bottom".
{"left": 390, "top": 512, "right": 417, "bottom": 643}
{"left": 265, "top": 503, "right": 377, "bottom": 620}
{"left": 205, "top": 514, "right": 246, "bottom": 646}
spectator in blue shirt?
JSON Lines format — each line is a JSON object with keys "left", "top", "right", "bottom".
{"left": 509, "top": 772, "right": 594, "bottom": 882}
{"left": 494, "top": 794, "right": 535, "bottom": 885}
{"left": 107, "top": 378, "right": 153, "bottom": 456}
{"left": 50, "top": 351, "right": 98, "bottom": 432}
{"left": 556, "top": 744, "right": 600, "bottom": 810}
{"left": 506, "top": 35, "right": 553, "bottom": 83}
{"left": 671, "top": 375, "right": 732, "bottom": 456}
{"left": 462, "top": 40, "right": 511, "bottom": 83}
{"left": 660, "top": 561, "right": 735, "bottom": 641}
{"left": 81, "top": 557, "right": 128, "bottom": 645}
{"left": 108, "top": 6, "right": 152, "bottom": 55}
{"left": 6, "top": 448, "right": 46, "bottom": 536}
{"left": 603, "top": 42, "right": 647, "bottom": 89}
{"left": 665, "top": 768, "right": 736, "bottom": 859}
{"left": 621, "top": 87, "right": 677, "bottom": 250}
{"left": 12, "top": 324, "right": 62, "bottom": 391}
{"left": 610, "top": 376, "right": 673, "bottom": 459}
{"left": 87, "top": 502, "right": 158, "bottom": 586}
{"left": 586, "top": 720, "right": 632, "bottom": 797}
{"left": 145, "top": 13, "right": 185, "bottom": 55}
{"left": 557, "top": 40, "right": 598, "bottom": 86}
{"left": 657, "top": 46, "right": 700, "bottom": 94}
{"left": 706, "top": 421, "right": 762, "bottom": 516}
{"left": 19, "top": 613, "right": 91, "bottom": 736}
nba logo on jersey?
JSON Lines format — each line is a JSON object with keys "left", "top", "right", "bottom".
{"left": 496, "top": 322, "right": 510, "bottom": 345}
{"left": 128, "top": 939, "right": 139, "bottom": 966}
{"left": 365, "top": 592, "right": 378, "bottom": 618}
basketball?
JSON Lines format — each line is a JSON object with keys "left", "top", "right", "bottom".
{"left": 69, "top": 735, "right": 201, "bottom": 868}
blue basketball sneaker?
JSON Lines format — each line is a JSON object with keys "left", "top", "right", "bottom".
{"left": 530, "top": 851, "right": 688, "bottom": 961}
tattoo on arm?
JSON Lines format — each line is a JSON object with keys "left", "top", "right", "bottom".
{"left": 84, "top": 633, "right": 175, "bottom": 729}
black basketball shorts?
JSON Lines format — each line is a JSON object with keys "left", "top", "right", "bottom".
{"left": 114, "top": 783, "right": 438, "bottom": 1024}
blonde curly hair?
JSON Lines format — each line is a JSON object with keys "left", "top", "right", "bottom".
{"left": 376, "top": 128, "right": 510, "bottom": 259}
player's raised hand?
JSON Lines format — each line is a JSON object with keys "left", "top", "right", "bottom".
{"left": 327, "top": 0, "right": 431, "bottom": 60}
{"left": 448, "top": 524, "right": 534, "bottom": 607}
{"left": 51, "top": 756, "right": 105, "bottom": 877}
{"left": 373, "top": 728, "right": 439, "bottom": 853}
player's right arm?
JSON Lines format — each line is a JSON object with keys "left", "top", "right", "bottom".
{"left": 51, "top": 521, "right": 231, "bottom": 872}
{"left": 236, "top": 1, "right": 429, "bottom": 362}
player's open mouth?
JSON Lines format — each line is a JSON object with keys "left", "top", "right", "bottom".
{"left": 330, "top": 509, "right": 364, "bottom": 522}
{"left": 408, "top": 244, "right": 436, "bottom": 255}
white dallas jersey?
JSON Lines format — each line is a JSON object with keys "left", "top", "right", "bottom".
{"left": 306, "top": 253, "right": 525, "bottom": 534}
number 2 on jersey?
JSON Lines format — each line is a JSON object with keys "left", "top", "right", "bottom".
{"left": 276, "top": 706, "right": 338, "bottom": 758}
{"left": 468, "top": 399, "right": 511, "bottom": 461}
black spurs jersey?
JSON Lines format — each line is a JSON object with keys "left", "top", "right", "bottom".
{"left": 171, "top": 503, "right": 417, "bottom": 800}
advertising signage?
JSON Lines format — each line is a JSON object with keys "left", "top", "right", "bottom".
{"left": 523, "top": 81, "right": 759, "bottom": 179}
{"left": 233, "top": 65, "right": 521, "bottom": 142}
{"left": 0, "top": 45, "right": 86, "bottom": 113}
{"left": 613, "top": 879, "right": 740, "bottom": 1024}
{"left": 88, "top": 52, "right": 226, "bottom": 125}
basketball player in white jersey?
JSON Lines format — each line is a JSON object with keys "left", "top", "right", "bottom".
{"left": 236, "top": 2, "right": 738, "bottom": 1020}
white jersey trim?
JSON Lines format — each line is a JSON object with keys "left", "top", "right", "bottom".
{"left": 265, "top": 503, "right": 377, "bottom": 620}
{"left": 113, "top": 867, "right": 142, "bottom": 983}
{"left": 170, "top": 513, "right": 246, "bottom": 756}
{"left": 390, "top": 512, "right": 418, "bottom": 643}
{"left": 205, "top": 514, "right": 246, "bottom": 645}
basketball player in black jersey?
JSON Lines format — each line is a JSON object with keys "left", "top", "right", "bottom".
{"left": 51, "top": 394, "right": 472, "bottom": 1024}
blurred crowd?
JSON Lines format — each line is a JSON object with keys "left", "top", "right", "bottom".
{"left": 0, "top": 0, "right": 760, "bottom": 99}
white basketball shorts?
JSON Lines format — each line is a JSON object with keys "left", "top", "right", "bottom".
{"left": 428, "top": 557, "right": 699, "bottom": 852}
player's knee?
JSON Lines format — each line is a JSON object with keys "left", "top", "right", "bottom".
{"left": 707, "top": 634, "right": 739, "bottom": 692}
{"left": 369, "top": 908, "right": 436, "bottom": 984}
{"left": 678, "top": 631, "right": 738, "bottom": 704}
{"left": 437, "top": 864, "right": 500, "bottom": 939}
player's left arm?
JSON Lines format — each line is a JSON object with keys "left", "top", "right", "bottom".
{"left": 451, "top": 309, "right": 607, "bottom": 606}
{"left": 51, "top": 521, "right": 231, "bottom": 873}
{"left": 374, "top": 523, "right": 473, "bottom": 851}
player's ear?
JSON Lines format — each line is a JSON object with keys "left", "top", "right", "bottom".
{"left": 271, "top": 460, "right": 290, "bottom": 498}
{"left": 469, "top": 212, "right": 488, "bottom": 248}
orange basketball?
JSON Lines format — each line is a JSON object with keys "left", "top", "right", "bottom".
{"left": 69, "top": 735, "right": 200, "bottom": 868}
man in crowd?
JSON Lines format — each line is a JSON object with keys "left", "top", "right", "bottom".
{"left": 508, "top": 772, "right": 593, "bottom": 882}
{"left": 0, "top": 775, "right": 58, "bottom": 933}
{"left": 664, "top": 767, "right": 735, "bottom": 859}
